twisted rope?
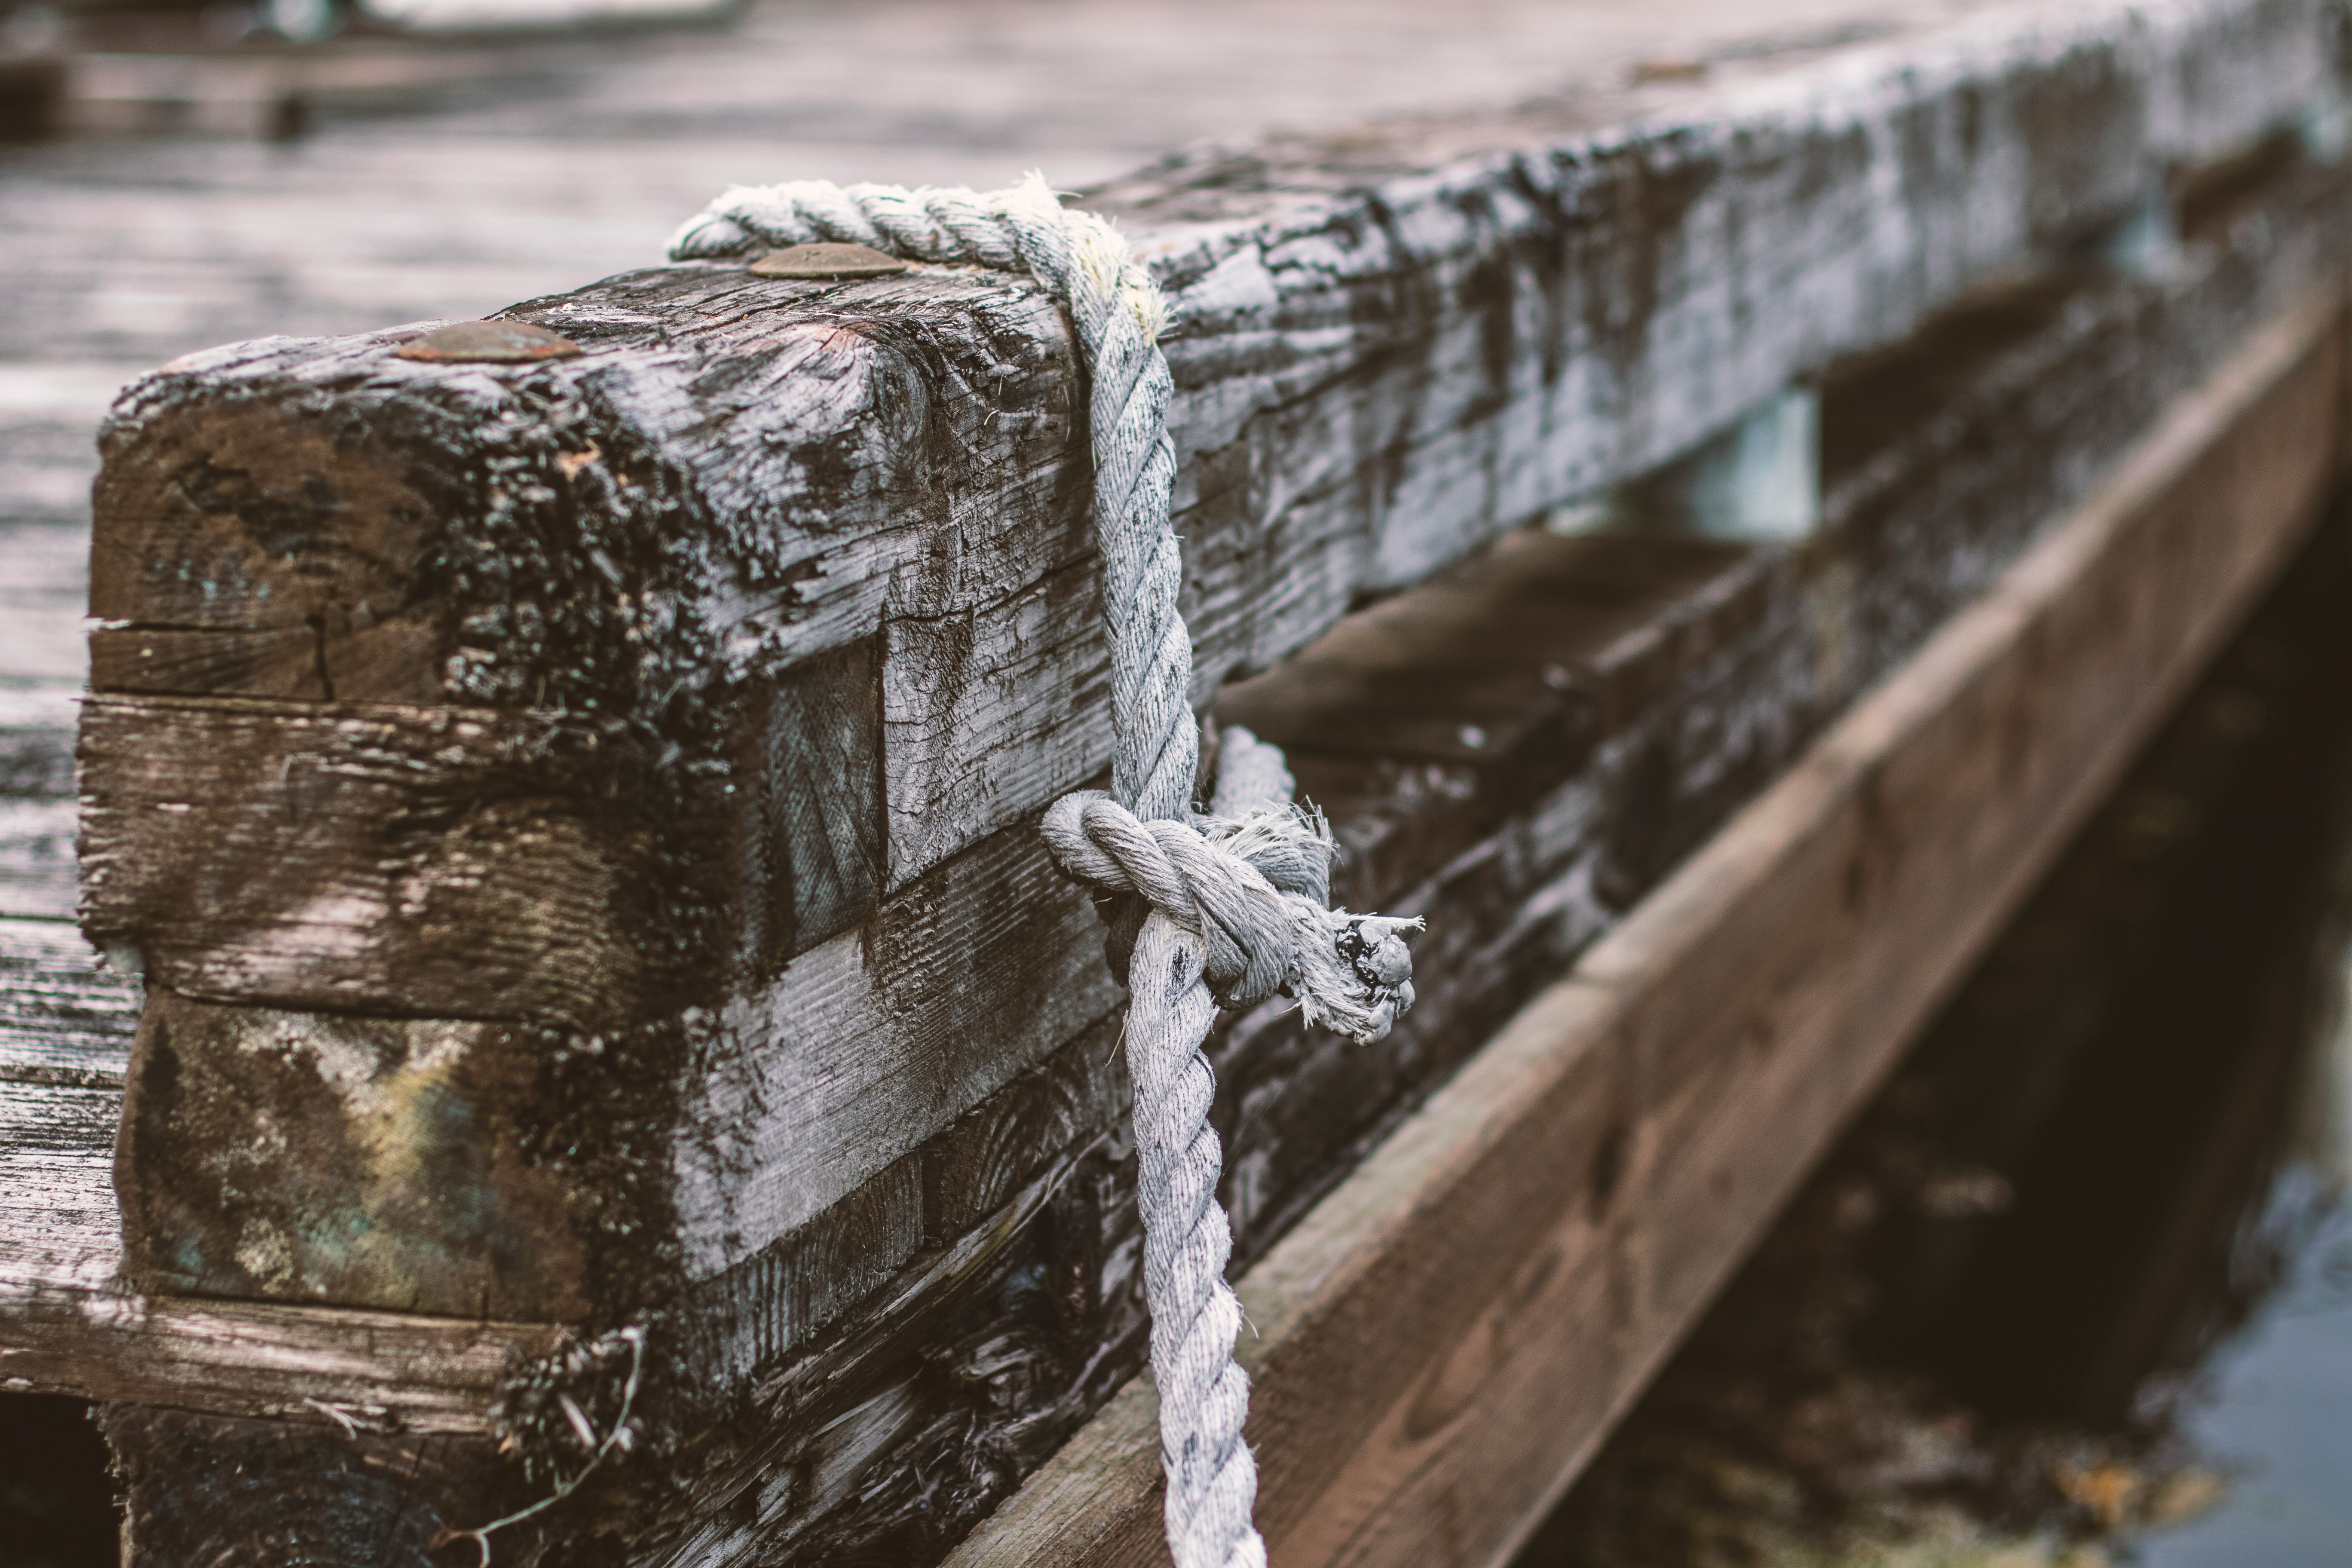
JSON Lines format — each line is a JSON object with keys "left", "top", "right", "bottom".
{"left": 671, "top": 176, "right": 1419, "bottom": 1568}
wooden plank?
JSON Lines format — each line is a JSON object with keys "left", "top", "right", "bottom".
{"left": 942, "top": 282, "right": 2346, "bottom": 1568}
{"left": 0, "top": 916, "right": 135, "bottom": 1085}
{"left": 82, "top": 269, "right": 1082, "bottom": 1004}
{"left": 48, "top": 126, "right": 2347, "bottom": 1409}
{"left": 61, "top": 8, "right": 2352, "bottom": 1336}
{"left": 81, "top": 0, "right": 2343, "bottom": 948}
{"left": 29, "top": 18, "right": 2351, "bottom": 1561}
{"left": 77, "top": 693, "right": 652, "bottom": 1027}
{"left": 0, "top": 682, "right": 78, "bottom": 805}
{"left": 0, "top": 798, "right": 76, "bottom": 925}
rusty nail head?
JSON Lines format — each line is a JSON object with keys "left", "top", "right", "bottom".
{"left": 748, "top": 242, "right": 913, "bottom": 279}
{"left": 396, "top": 320, "right": 583, "bottom": 364}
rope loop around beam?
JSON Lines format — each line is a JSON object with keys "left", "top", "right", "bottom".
{"left": 670, "top": 175, "right": 1419, "bottom": 1568}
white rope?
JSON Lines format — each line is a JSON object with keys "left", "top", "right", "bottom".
{"left": 671, "top": 175, "right": 1419, "bottom": 1568}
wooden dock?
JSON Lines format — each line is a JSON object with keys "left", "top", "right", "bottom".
{"left": 4, "top": 0, "right": 2350, "bottom": 1562}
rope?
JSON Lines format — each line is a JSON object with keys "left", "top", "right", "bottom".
{"left": 671, "top": 175, "right": 1420, "bottom": 1568}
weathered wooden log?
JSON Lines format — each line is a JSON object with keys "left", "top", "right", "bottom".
{"left": 950, "top": 275, "right": 2351, "bottom": 1568}
{"left": 82, "top": 37, "right": 2352, "bottom": 1327}
{"left": 20, "top": 0, "right": 2352, "bottom": 1562}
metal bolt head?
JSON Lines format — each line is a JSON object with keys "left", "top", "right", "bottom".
{"left": 748, "top": 242, "right": 913, "bottom": 279}
{"left": 395, "top": 320, "right": 582, "bottom": 364}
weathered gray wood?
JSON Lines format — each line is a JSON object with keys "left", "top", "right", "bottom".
{"left": 61, "top": 55, "right": 2352, "bottom": 1375}
{"left": 79, "top": 694, "right": 652, "bottom": 1026}
{"left": 73, "top": 30, "right": 2352, "bottom": 1330}
{"left": 36, "top": 6, "right": 2352, "bottom": 1563}
{"left": 0, "top": 916, "right": 135, "bottom": 1086}
{"left": 626, "top": 150, "right": 2352, "bottom": 1567}
{"left": 747, "top": 637, "right": 885, "bottom": 969}
{"left": 675, "top": 824, "right": 1125, "bottom": 1279}
{"left": 0, "top": 799, "right": 75, "bottom": 925}
{"left": 0, "top": 684, "right": 76, "bottom": 806}
{"left": 82, "top": 0, "right": 2346, "bottom": 956}
{"left": 945, "top": 275, "right": 2347, "bottom": 1568}
{"left": 84, "top": 268, "right": 1083, "bottom": 996}
{"left": 75, "top": 0, "right": 2348, "bottom": 1029}
{"left": 0, "top": 523, "right": 87, "bottom": 689}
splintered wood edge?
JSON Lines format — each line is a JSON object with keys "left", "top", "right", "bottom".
{"left": 942, "top": 284, "right": 2351, "bottom": 1568}
{"left": 0, "top": 1288, "right": 562, "bottom": 1434}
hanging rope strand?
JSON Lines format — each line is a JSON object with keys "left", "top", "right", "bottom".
{"left": 671, "top": 175, "right": 1419, "bottom": 1568}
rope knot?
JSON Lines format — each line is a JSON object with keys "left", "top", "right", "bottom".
{"left": 1041, "top": 781, "right": 1419, "bottom": 1046}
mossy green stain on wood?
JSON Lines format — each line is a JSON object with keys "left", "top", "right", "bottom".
{"left": 117, "top": 992, "right": 594, "bottom": 1320}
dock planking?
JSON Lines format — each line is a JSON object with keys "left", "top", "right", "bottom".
{"left": 5, "top": 0, "right": 2352, "bottom": 1562}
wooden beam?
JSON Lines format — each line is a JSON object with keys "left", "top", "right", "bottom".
{"left": 37, "top": 7, "right": 2352, "bottom": 1557}
{"left": 942, "top": 282, "right": 2347, "bottom": 1568}
{"left": 30, "top": 148, "right": 2346, "bottom": 1564}
{"left": 83, "top": 0, "right": 2341, "bottom": 951}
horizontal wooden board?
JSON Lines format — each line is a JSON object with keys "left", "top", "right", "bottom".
{"left": 77, "top": 693, "right": 651, "bottom": 1026}
{"left": 82, "top": 0, "right": 2346, "bottom": 968}
{"left": 669, "top": 146, "right": 2352, "bottom": 1334}
{"left": 943, "top": 283, "right": 2346, "bottom": 1568}
{"left": 0, "top": 916, "right": 135, "bottom": 1086}
{"left": 0, "top": 1072, "right": 557, "bottom": 1433}
{"left": 60, "top": 3, "right": 2349, "bottom": 1341}
{"left": 38, "top": 139, "right": 2340, "bottom": 1419}
{"left": 607, "top": 162, "right": 2352, "bottom": 1562}
{"left": 0, "top": 797, "right": 76, "bottom": 924}
{"left": 0, "top": 681, "right": 77, "bottom": 803}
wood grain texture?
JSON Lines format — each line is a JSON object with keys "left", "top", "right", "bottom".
{"left": 672, "top": 821, "right": 1127, "bottom": 1283}
{"left": 0, "top": 916, "right": 135, "bottom": 1086}
{"left": 30, "top": 7, "right": 2352, "bottom": 1557}
{"left": 0, "top": 684, "right": 76, "bottom": 806}
{"left": 81, "top": 0, "right": 2346, "bottom": 968}
{"left": 109, "top": 140, "right": 2352, "bottom": 1335}
{"left": 63, "top": 0, "right": 2352, "bottom": 1333}
{"left": 943, "top": 283, "right": 2346, "bottom": 1568}
{"left": 15, "top": 136, "right": 2336, "bottom": 1566}
{"left": 78, "top": 693, "right": 654, "bottom": 1027}
{"left": 85, "top": 269, "right": 1084, "bottom": 1013}
{"left": 612, "top": 163, "right": 2352, "bottom": 1561}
